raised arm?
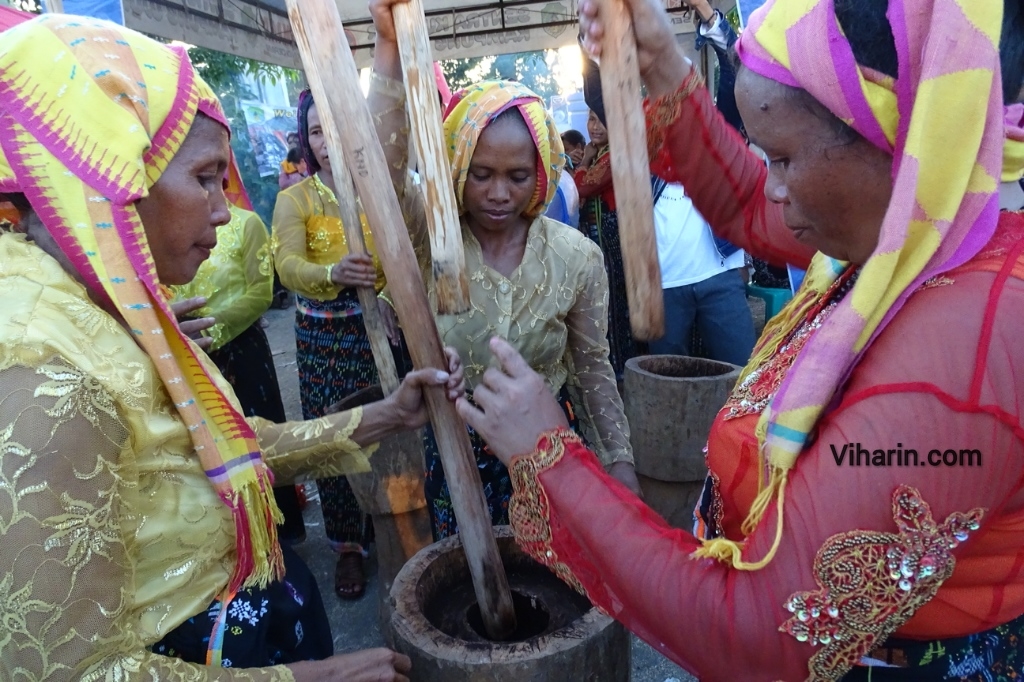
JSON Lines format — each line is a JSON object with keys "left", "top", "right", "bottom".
{"left": 367, "top": 0, "right": 431, "bottom": 255}
{"left": 644, "top": 81, "right": 814, "bottom": 268}
{"left": 578, "top": 0, "right": 814, "bottom": 269}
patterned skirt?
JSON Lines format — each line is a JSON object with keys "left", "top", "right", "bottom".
{"left": 151, "top": 544, "right": 333, "bottom": 667}
{"left": 294, "top": 289, "right": 375, "bottom": 550}
{"left": 841, "top": 612, "right": 1024, "bottom": 680}
{"left": 579, "top": 197, "right": 639, "bottom": 379}
{"left": 424, "top": 388, "right": 580, "bottom": 540}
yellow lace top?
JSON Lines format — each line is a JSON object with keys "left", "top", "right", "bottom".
{"left": 171, "top": 205, "right": 274, "bottom": 351}
{"left": 0, "top": 232, "right": 379, "bottom": 680}
{"left": 272, "top": 175, "right": 385, "bottom": 299}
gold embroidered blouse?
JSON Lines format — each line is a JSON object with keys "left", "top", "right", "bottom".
{"left": 367, "top": 74, "right": 632, "bottom": 466}
{"left": 170, "top": 205, "right": 274, "bottom": 351}
{"left": 0, "top": 232, "right": 379, "bottom": 680}
{"left": 271, "top": 174, "right": 385, "bottom": 300}
{"left": 435, "top": 215, "right": 633, "bottom": 465}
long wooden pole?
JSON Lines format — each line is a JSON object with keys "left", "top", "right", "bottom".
{"left": 593, "top": 0, "right": 664, "bottom": 341}
{"left": 332, "top": 145, "right": 401, "bottom": 395}
{"left": 286, "top": 0, "right": 517, "bottom": 641}
{"left": 393, "top": 0, "right": 470, "bottom": 315}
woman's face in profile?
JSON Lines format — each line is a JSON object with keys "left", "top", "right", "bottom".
{"left": 735, "top": 68, "right": 893, "bottom": 265}
{"left": 136, "top": 115, "right": 232, "bottom": 285}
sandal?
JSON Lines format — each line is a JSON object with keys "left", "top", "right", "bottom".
{"left": 334, "top": 551, "right": 367, "bottom": 600}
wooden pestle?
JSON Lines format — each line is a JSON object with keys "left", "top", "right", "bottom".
{"left": 286, "top": 0, "right": 517, "bottom": 642}
{"left": 393, "top": 0, "right": 470, "bottom": 315}
{"left": 593, "top": 0, "right": 665, "bottom": 341}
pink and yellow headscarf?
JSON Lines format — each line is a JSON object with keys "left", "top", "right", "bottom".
{"left": 0, "top": 15, "right": 282, "bottom": 591}
{"left": 697, "top": 0, "right": 1024, "bottom": 569}
{"left": 443, "top": 80, "right": 565, "bottom": 219}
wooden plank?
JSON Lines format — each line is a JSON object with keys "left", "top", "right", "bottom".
{"left": 331, "top": 145, "right": 402, "bottom": 395}
{"left": 393, "top": 0, "right": 470, "bottom": 315}
{"left": 592, "top": 0, "right": 664, "bottom": 340}
{"left": 286, "top": 0, "right": 517, "bottom": 641}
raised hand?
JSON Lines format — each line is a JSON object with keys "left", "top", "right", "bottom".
{"left": 578, "top": 0, "right": 690, "bottom": 99}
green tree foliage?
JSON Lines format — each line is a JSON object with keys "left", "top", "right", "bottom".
{"left": 441, "top": 50, "right": 559, "bottom": 102}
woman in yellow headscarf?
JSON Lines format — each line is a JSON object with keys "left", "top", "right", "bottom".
{"left": 367, "top": 11, "right": 642, "bottom": 540}
{"left": 438, "top": 0, "right": 1024, "bottom": 679}
{"left": 0, "top": 13, "right": 464, "bottom": 680}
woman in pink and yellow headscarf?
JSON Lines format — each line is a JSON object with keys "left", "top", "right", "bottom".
{"left": 367, "top": 16, "right": 642, "bottom": 540}
{"left": 0, "top": 13, "right": 468, "bottom": 681}
{"left": 432, "top": 0, "right": 1024, "bottom": 679}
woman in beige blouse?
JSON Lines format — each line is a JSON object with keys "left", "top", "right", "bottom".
{"left": 368, "top": 0, "right": 641, "bottom": 539}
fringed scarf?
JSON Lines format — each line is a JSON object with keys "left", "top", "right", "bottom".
{"left": 0, "top": 15, "right": 283, "bottom": 591}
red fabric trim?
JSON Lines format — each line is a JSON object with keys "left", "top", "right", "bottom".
{"left": 835, "top": 381, "right": 1024, "bottom": 442}
{"left": 970, "top": 236, "right": 1024, "bottom": 403}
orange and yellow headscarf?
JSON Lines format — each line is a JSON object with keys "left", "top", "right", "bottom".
{"left": 443, "top": 80, "right": 565, "bottom": 220}
{"left": 696, "top": 0, "right": 1024, "bottom": 570}
{"left": 0, "top": 15, "right": 282, "bottom": 592}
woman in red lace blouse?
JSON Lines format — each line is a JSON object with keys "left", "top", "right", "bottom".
{"left": 453, "top": 0, "right": 1024, "bottom": 679}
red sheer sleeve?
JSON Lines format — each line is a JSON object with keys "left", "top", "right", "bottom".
{"left": 509, "top": 253, "right": 1024, "bottom": 680}
{"left": 574, "top": 153, "right": 614, "bottom": 206}
{"left": 644, "top": 78, "right": 817, "bottom": 270}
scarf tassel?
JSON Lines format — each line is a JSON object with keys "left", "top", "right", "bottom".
{"left": 224, "top": 474, "right": 285, "bottom": 594}
{"left": 692, "top": 467, "right": 789, "bottom": 571}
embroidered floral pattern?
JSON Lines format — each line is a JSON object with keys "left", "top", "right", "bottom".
{"left": 509, "top": 429, "right": 588, "bottom": 597}
{"left": 644, "top": 70, "right": 705, "bottom": 159}
{"left": 779, "top": 485, "right": 984, "bottom": 681}
{"left": 227, "top": 597, "right": 269, "bottom": 627}
{"left": 725, "top": 271, "right": 858, "bottom": 420}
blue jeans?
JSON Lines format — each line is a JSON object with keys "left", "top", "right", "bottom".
{"left": 648, "top": 269, "right": 756, "bottom": 366}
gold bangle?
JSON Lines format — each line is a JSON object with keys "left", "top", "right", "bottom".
{"left": 325, "top": 263, "right": 335, "bottom": 285}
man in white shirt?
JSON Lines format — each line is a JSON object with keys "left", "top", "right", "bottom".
{"left": 648, "top": 181, "right": 756, "bottom": 365}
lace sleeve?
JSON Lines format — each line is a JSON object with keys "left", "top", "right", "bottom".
{"left": 0, "top": 361, "right": 286, "bottom": 681}
{"left": 562, "top": 242, "right": 633, "bottom": 466}
{"left": 271, "top": 189, "right": 342, "bottom": 301}
{"left": 249, "top": 407, "right": 379, "bottom": 484}
{"left": 366, "top": 73, "right": 431, "bottom": 258}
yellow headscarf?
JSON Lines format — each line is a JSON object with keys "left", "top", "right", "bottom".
{"left": 0, "top": 15, "right": 282, "bottom": 592}
{"left": 442, "top": 79, "right": 565, "bottom": 219}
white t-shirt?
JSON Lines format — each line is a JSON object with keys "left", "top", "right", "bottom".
{"left": 654, "top": 182, "right": 745, "bottom": 289}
